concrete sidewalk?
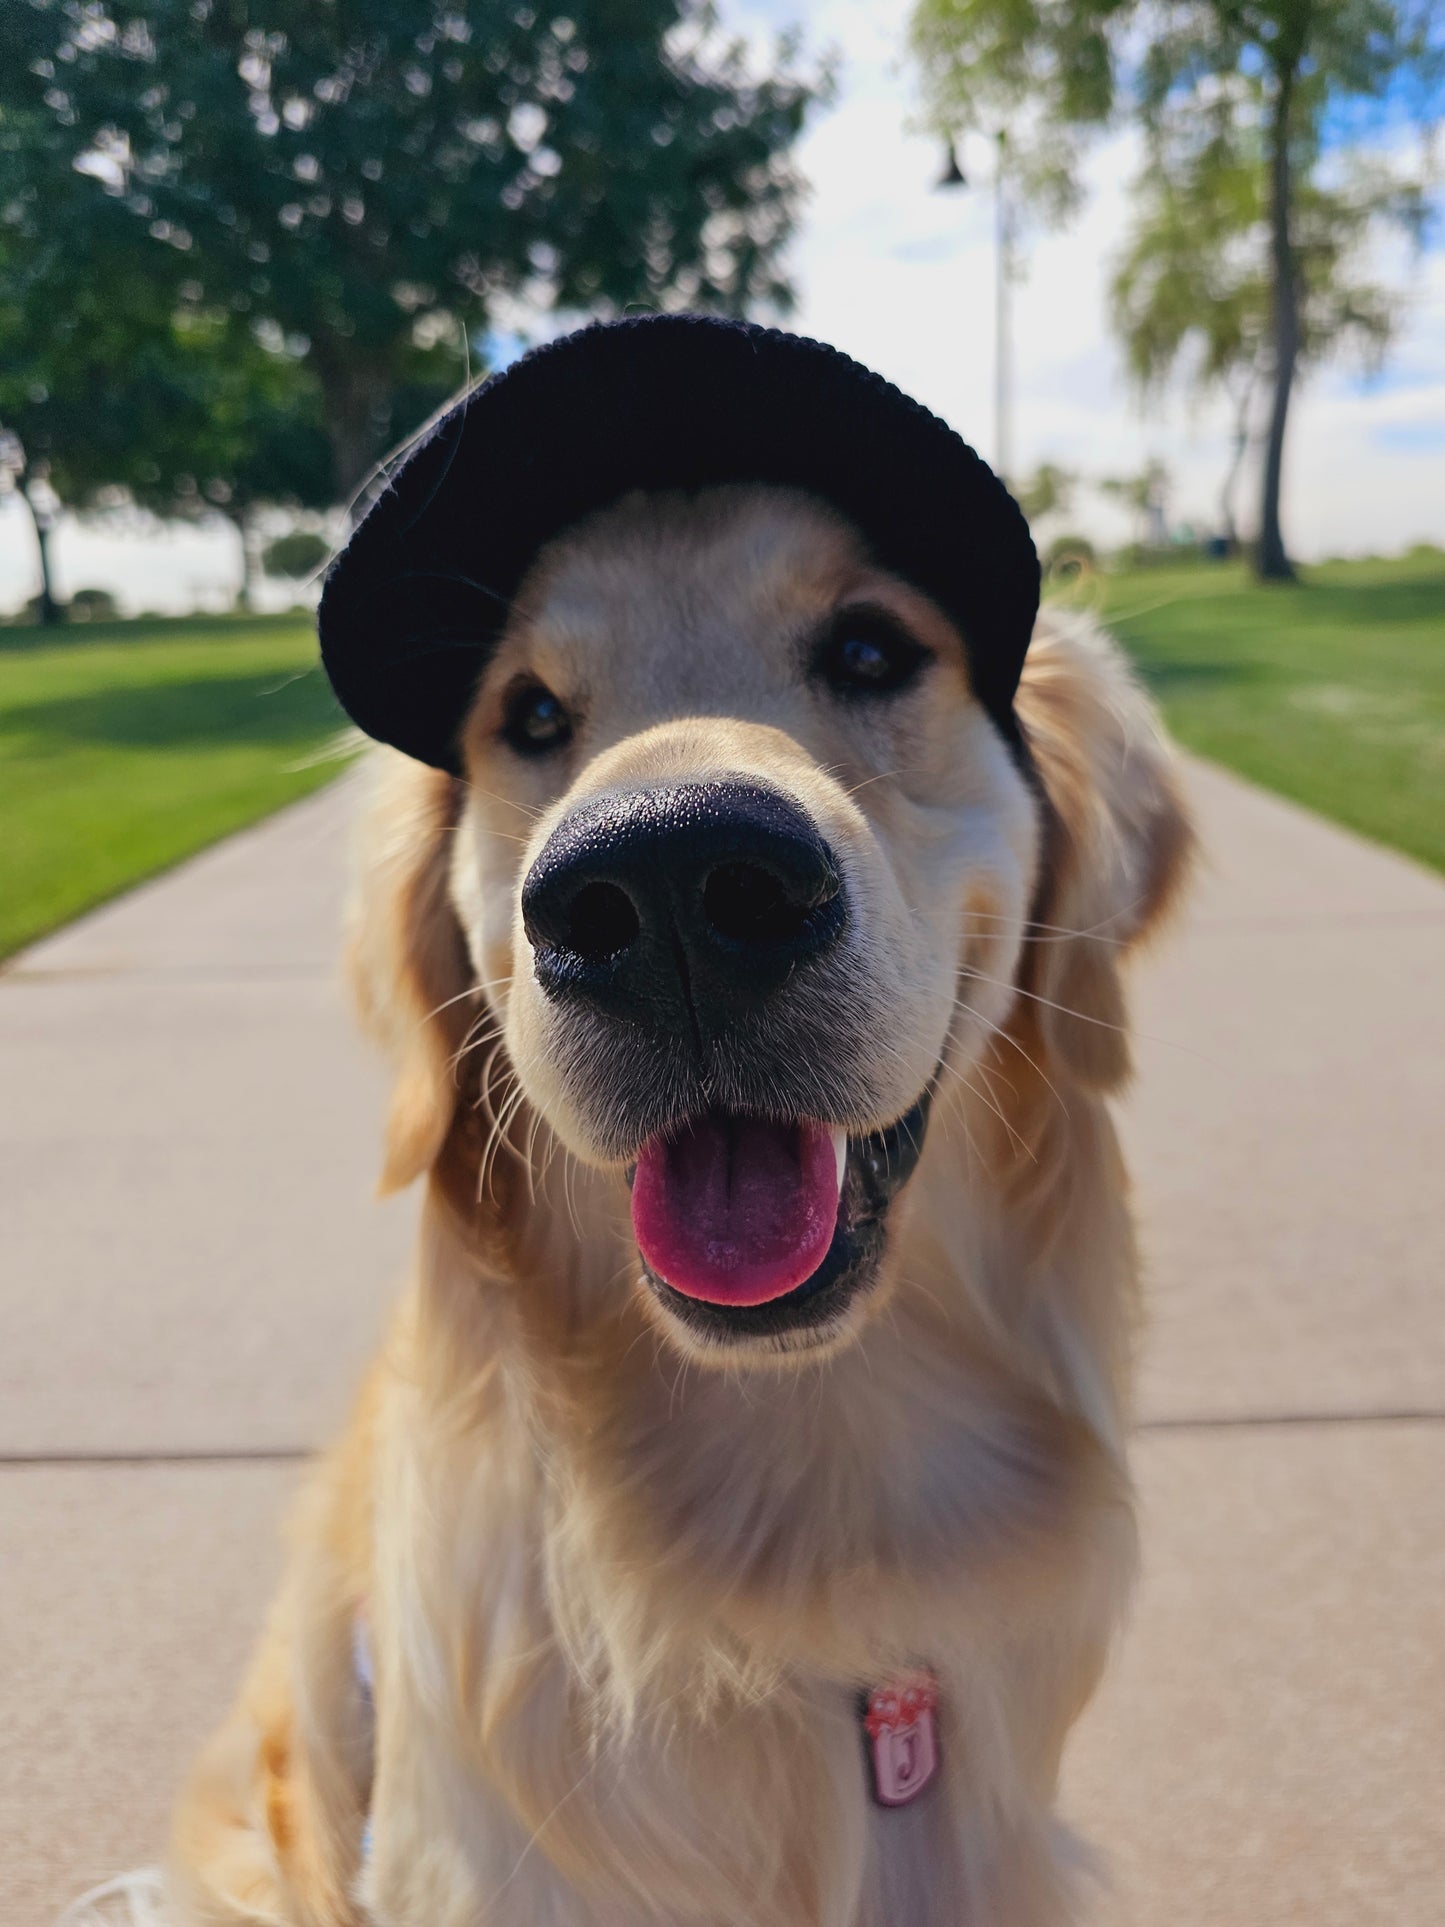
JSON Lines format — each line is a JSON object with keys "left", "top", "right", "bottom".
{"left": 3, "top": 762, "right": 1443, "bottom": 1923}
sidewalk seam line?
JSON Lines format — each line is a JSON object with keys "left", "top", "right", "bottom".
{"left": 0, "top": 1448, "right": 311, "bottom": 1467}
{"left": 4, "top": 1409, "right": 1443, "bottom": 1467}
{"left": 1138, "top": 1409, "right": 1445, "bottom": 1432}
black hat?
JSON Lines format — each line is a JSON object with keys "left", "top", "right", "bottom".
{"left": 318, "top": 313, "right": 1039, "bottom": 772}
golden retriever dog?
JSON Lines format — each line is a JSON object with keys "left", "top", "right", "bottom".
{"left": 155, "top": 321, "right": 1192, "bottom": 1926}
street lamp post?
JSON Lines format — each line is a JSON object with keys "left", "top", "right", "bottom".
{"left": 936, "top": 130, "right": 1012, "bottom": 489}
{"left": 993, "top": 129, "right": 1012, "bottom": 490}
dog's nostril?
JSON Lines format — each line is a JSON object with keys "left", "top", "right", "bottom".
{"left": 703, "top": 862, "right": 816, "bottom": 948}
{"left": 564, "top": 880, "right": 640, "bottom": 963}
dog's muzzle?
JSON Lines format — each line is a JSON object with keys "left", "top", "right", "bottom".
{"left": 520, "top": 777, "right": 926, "bottom": 1340}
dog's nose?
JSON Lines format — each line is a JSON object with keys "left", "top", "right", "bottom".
{"left": 521, "top": 780, "right": 846, "bottom": 1030}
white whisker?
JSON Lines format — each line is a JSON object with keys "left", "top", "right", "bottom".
{"left": 961, "top": 967, "right": 1130, "bottom": 1037}
{"left": 952, "top": 991, "right": 1071, "bottom": 1124}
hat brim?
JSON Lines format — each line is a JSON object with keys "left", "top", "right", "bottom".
{"left": 318, "top": 313, "right": 1039, "bottom": 772}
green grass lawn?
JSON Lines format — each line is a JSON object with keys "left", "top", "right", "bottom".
{"left": 2, "top": 552, "right": 1442, "bottom": 962}
{"left": 0, "top": 614, "right": 352, "bottom": 960}
{"left": 1068, "top": 548, "right": 1445, "bottom": 876}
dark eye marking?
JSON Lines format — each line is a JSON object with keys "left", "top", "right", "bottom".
{"left": 809, "top": 605, "right": 932, "bottom": 700}
{"left": 500, "top": 677, "right": 573, "bottom": 756}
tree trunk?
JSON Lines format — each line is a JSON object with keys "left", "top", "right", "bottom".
{"left": 231, "top": 508, "right": 259, "bottom": 610}
{"left": 1257, "top": 61, "right": 1300, "bottom": 582}
{"left": 1219, "top": 450, "right": 1241, "bottom": 551}
{"left": 994, "top": 128, "right": 1012, "bottom": 490}
{"left": 318, "top": 361, "right": 386, "bottom": 519}
{"left": 20, "top": 478, "right": 62, "bottom": 625}
{"left": 1220, "top": 377, "right": 1255, "bottom": 552}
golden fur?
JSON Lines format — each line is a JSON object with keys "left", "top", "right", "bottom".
{"left": 168, "top": 488, "right": 1192, "bottom": 1926}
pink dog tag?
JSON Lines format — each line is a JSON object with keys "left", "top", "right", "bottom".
{"left": 862, "top": 1675, "right": 940, "bottom": 1807}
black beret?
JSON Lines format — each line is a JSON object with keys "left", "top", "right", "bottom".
{"left": 318, "top": 312, "right": 1039, "bottom": 772}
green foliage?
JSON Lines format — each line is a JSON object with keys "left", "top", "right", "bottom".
{"left": 1016, "top": 461, "right": 1076, "bottom": 523}
{"left": 67, "top": 588, "right": 121, "bottom": 622}
{"left": 1110, "top": 537, "right": 1211, "bottom": 569}
{"left": 908, "top": 0, "right": 1113, "bottom": 220}
{"left": 1110, "top": 77, "right": 1421, "bottom": 403}
{"left": 1107, "top": 82, "right": 1424, "bottom": 546}
{"left": 1099, "top": 461, "right": 1168, "bottom": 511}
{"left": 262, "top": 530, "right": 332, "bottom": 580}
{"left": 908, "top": 0, "right": 1444, "bottom": 574}
{"left": 0, "top": 37, "right": 336, "bottom": 617}
{"left": 1100, "top": 459, "right": 1171, "bottom": 545}
{"left": 10, "top": 0, "right": 826, "bottom": 500}
{"left": 0, "top": 135, "right": 206, "bottom": 511}
{"left": 0, "top": 615, "right": 346, "bottom": 958}
{"left": 911, "top": 1, "right": 1442, "bottom": 200}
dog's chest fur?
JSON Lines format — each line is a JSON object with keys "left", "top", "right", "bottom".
{"left": 362, "top": 1666, "right": 977, "bottom": 1927}
{"left": 356, "top": 1180, "right": 1121, "bottom": 1927}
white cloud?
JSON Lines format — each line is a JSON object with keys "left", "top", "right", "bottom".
{"left": 3, "top": 0, "right": 1442, "bottom": 615}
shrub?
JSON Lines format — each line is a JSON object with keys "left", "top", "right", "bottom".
{"left": 69, "top": 587, "right": 120, "bottom": 622}
{"left": 262, "top": 530, "right": 331, "bottom": 580}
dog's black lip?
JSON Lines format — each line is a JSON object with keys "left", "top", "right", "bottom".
{"left": 630, "top": 1081, "right": 935, "bottom": 1342}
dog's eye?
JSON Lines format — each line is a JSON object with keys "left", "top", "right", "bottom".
{"left": 501, "top": 679, "right": 573, "bottom": 756}
{"left": 813, "top": 610, "right": 930, "bottom": 698}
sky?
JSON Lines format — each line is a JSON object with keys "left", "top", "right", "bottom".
{"left": 3, "top": 0, "right": 1442, "bottom": 617}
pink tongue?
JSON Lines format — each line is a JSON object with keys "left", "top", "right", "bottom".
{"left": 632, "top": 1116, "right": 840, "bottom": 1306}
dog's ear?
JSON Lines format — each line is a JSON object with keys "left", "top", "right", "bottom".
{"left": 1014, "top": 612, "right": 1194, "bottom": 1091}
{"left": 346, "top": 753, "right": 478, "bottom": 1194}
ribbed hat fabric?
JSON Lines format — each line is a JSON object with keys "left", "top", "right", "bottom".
{"left": 318, "top": 312, "right": 1040, "bottom": 771}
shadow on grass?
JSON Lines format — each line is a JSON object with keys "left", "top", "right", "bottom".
{"left": 5, "top": 666, "right": 343, "bottom": 752}
{"left": 1125, "top": 657, "right": 1270, "bottom": 694}
{"left": 0, "top": 612, "right": 313, "bottom": 655}
{"left": 1299, "top": 574, "right": 1445, "bottom": 628}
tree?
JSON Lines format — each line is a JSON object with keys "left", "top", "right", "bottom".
{"left": 1, "top": 23, "right": 326, "bottom": 619}
{"left": 1111, "top": 77, "right": 1421, "bottom": 550}
{"left": 175, "top": 332, "right": 336, "bottom": 608}
{"left": 0, "top": 201, "right": 329, "bottom": 619}
{"left": 1015, "top": 461, "right": 1076, "bottom": 526}
{"left": 262, "top": 527, "right": 331, "bottom": 582}
{"left": 1110, "top": 120, "right": 1267, "bottom": 551}
{"left": 0, "top": 178, "right": 219, "bottom": 620}
{"left": 909, "top": 0, "right": 1444, "bottom": 579}
{"left": 1100, "top": 460, "right": 1171, "bottom": 548}
{"left": 16, "top": 0, "right": 824, "bottom": 504}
